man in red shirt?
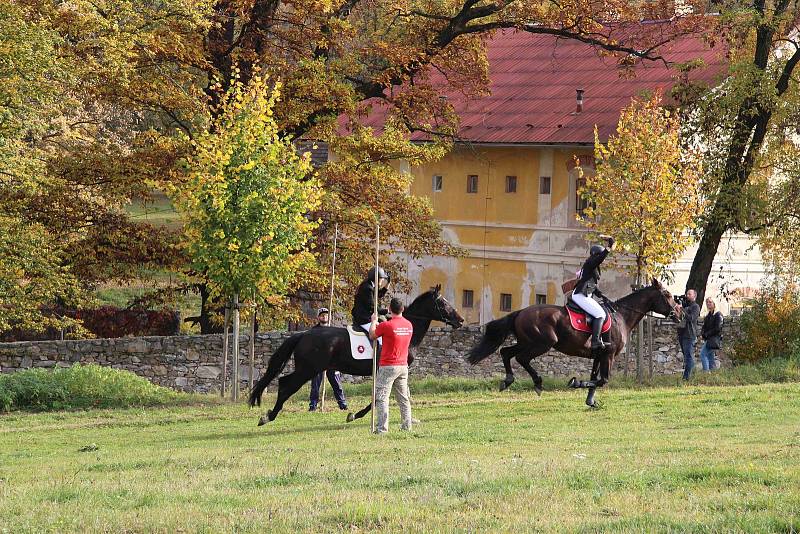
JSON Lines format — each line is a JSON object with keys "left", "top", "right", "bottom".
{"left": 369, "top": 297, "right": 414, "bottom": 434}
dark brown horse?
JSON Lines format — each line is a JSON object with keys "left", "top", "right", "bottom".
{"left": 249, "top": 285, "right": 464, "bottom": 424}
{"left": 466, "top": 278, "right": 682, "bottom": 407}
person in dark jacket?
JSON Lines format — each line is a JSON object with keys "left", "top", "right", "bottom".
{"left": 309, "top": 307, "right": 347, "bottom": 411}
{"left": 677, "top": 289, "right": 701, "bottom": 380}
{"left": 572, "top": 236, "right": 616, "bottom": 350}
{"left": 351, "top": 267, "right": 390, "bottom": 335}
{"left": 700, "top": 298, "right": 723, "bottom": 371}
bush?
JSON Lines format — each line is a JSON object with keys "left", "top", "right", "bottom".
{"left": 733, "top": 284, "right": 800, "bottom": 364}
{"left": 0, "top": 364, "right": 194, "bottom": 412}
{"left": 1, "top": 306, "right": 181, "bottom": 341}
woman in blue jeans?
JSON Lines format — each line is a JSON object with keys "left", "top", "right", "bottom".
{"left": 700, "top": 298, "right": 723, "bottom": 371}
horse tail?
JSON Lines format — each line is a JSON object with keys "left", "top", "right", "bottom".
{"left": 467, "top": 310, "right": 520, "bottom": 364}
{"left": 248, "top": 333, "right": 303, "bottom": 407}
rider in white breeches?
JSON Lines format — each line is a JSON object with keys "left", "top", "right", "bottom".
{"left": 571, "top": 292, "right": 606, "bottom": 319}
{"left": 573, "top": 236, "right": 616, "bottom": 350}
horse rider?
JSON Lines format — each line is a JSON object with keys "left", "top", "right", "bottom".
{"left": 572, "top": 236, "right": 616, "bottom": 350}
{"left": 351, "top": 267, "right": 390, "bottom": 337}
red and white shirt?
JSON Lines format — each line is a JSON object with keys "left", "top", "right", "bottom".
{"left": 374, "top": 316, "right": 413, "bottom": 366}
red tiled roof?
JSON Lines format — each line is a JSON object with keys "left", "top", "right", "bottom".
{"left": 360, "top": 26, "right": 727, "bottom": 145}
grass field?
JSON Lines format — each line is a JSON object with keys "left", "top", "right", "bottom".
{"left": 1, "top": 381, "right": 799, "bottom": 533}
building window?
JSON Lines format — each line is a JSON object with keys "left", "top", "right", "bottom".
{"left": 536, "top": 294, "right": 547, "bottom": 305}
{"left": 500, "top": 293, "right": 512, "bottom": 312}
{"left": 467, "top": 174, "right": 478, "bottom": 194}
{"left": 539, "top": 176, "right": 551, "bottom": 195}
{"left": 462, "top": 290, "right": 474, "bottom": 308}
{"left": 576, "top": 177, "right": 591, "bottom": 217}
{"left": 505, "top": 175, "right": 517, "bottom": 193}
{"left": 432, "top": 175, "right": 443, "bottom": 192}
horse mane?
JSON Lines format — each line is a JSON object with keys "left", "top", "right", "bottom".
{"left": 406, "top": 289, "right": 435, "bottom": 311}
{"left": 404, "top": 289, "right": 436, "bottom": 347}
{"left": 614, "top": 284, "right": 659, "bottom": 303}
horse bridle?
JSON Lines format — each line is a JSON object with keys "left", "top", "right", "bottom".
{"left": 608, "top": 292, "right": 681, "bottom": 321}
{"left": 405, "top": 293, "right": 460, "bottom": 328}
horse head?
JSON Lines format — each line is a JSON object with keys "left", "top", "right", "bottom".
{"left": 409, "top": 285, "right": 464, "bottom": 328}
{"left": 649, "top": 277, "right": 683, "bottom": 321}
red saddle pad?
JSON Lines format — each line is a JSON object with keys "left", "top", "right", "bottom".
{"left": 567, "top": 308, "right": 612, "bottom": 334}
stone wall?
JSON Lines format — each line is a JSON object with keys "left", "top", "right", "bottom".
{"left": 0, "top": 318, "right": 739, "bottom": 393}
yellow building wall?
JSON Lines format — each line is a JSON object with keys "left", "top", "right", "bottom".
{"left": 407, "top": 145, "right": 597, "bottom": 324}
{"left": 411, "top": 146, "right": 541, "bottom": 229}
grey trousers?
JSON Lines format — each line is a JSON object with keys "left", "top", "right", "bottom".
{"left": 375, "top": 365, "right": 412, "bottom": 433}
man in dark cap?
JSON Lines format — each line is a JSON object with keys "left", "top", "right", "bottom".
{"left": 308, "top": 307, "right": 347, "bottom": 411}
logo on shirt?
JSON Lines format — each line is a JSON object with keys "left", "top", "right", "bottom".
{"left": 394, "top": 327, "right": 412, "bottom": 337}
{"left": 357, "top": 344, "right": 365, "bottom": 353}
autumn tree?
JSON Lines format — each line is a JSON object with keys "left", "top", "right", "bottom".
{"left": 169, "top": 75, "right": 321, "bottom": 326}
{"left": 581, "top": 94, "right": 704, "bottom": 286}
{"left": 678, "top": 0, "right": 800, "bottom": 301}
{"left": 0, "top": 2, "right": 87, "bottom": 333}
{"left": 6, "top": 0, "right": 716, "bottom": 332}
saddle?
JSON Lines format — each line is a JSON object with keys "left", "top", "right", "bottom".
{"left": 346, "top": 326, "right": 374, "bottom": 360}
{"left": 565, "top": 295, "right": 613, "bottom": 334}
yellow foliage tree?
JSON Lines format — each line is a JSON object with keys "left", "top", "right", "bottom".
{"left": 168, "top": 75, "right": 321, "bottom": 324}
{"left": 581, "top": 94, "right": 704, "bottom": 286}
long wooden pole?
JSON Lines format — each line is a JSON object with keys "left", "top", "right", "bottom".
{"left": 321, "top": 224, "right": 338, "bottom": 412}
{"left": 370, "top": 222, "right": 380, "bottom": 434}
{"left": 221, "top": 303, "right": 230, "bottom": 397}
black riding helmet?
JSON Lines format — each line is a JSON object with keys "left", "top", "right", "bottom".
{"left": 366, "top": 266, "right": 389, "bottom": 283}
{"left": 589, "top": 244, "right": 605, "bottom": 256}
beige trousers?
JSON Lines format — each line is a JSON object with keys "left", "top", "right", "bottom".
{"left": 375, "top": 365, "right": 412, "bottom": 433}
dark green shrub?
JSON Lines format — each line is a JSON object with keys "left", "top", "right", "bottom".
{"left": 0, "top": 364, "right": 190, "bottom": 412}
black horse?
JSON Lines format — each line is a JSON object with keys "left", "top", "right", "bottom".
{"left": 466, "top": 278, "right": 682, "bottom": 407}
{"left": 248, "top": 285, "right": 464, "bottom": 425}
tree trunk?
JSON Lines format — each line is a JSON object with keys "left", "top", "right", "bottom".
{"left": 249, "top": 306, "right": 256, "bottom": 392}
{"left": 685, "top": 222, "right": 726, "bottom": 304}
{"left": 634, "top": 276, "right": 643, "bottom": 384}
{"left": 232, "top": 293, "right": 240, "bottom": 402}
{"left": 221, "top": 304, "right": 230, "bottom": 397}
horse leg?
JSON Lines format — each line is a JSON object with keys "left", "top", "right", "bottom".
{"left": 257, "top": 370, "right": 314, "bottom": 426}
{"left": 515, "top": 350, "right": 548, "bottom": 396}
{"left": 586, "top": 354, "right": 611, "bottom": 408}
{"left": 585, "top": 356, "right": 602, "bottom": 408}
{"left": 499, "top": 345, "right": 520, "bottom": 391}
{"left": 346, "top": 402, "right": 372, "bottom": 423}
{"left": 567, "top": 356, "right": 602, "bottom": 407}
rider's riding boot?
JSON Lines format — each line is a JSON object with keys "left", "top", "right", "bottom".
{"left": 590, "top": 317, "right": 609, "bottom": 350}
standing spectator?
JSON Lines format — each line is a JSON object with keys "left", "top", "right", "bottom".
{"left": 678, "top": 289, "right": 701, "bottom": 380}
{"left": 369, "top": 297, "right": 413, "bottom": 434}
{"left": 308, "top": 308, "right": 348, "bottom": 411}
{"left": 700, "top": 298, "right": 723, "bottom": 371}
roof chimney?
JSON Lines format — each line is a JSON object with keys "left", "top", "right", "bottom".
{"left": 576, "top": 89, "right": 584, "bottom": 114}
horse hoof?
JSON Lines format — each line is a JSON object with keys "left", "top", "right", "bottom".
{"left": 534, "top": 386, "right": 543, "bottom": 397}
{"left": 568, "top": 377, "right": 578, "bottom": 388}
{"left": 346, "top": 412, "right": 355, "bottom": 423}
{"left": 257, "top": 416, "right": 268, "bottom": 426}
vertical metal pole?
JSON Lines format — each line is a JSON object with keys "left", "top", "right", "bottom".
{"left": 221, "top": 303, "right": 230, "bottom": 397}
{"left": 370, "top": 222, "right": 380, "bottom": 434}
{"left": 232, "top": 293, "right": 240, "bottom": 401}
{"left": 321, "top": 224, "right": 338, "bottom": 412}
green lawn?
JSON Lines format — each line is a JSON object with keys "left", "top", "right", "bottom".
{"left": 1, "top": 381, "right": 799, "bottom": 533}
